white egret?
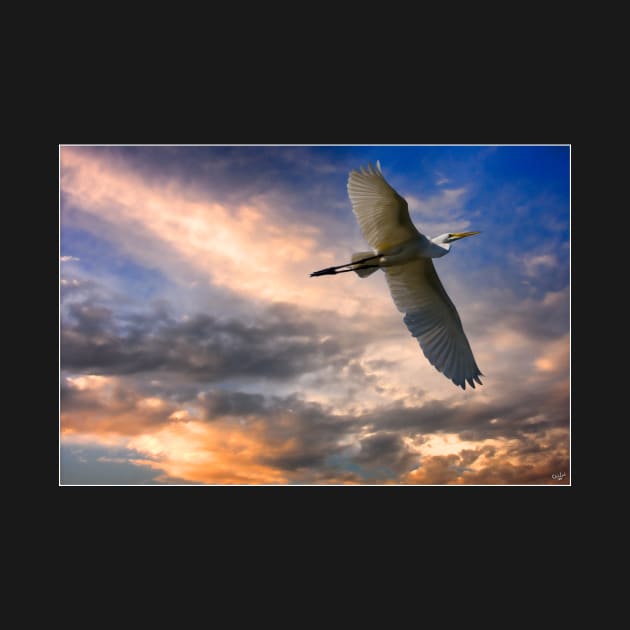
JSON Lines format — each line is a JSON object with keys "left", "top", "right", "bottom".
{"left": 311, "top": 161, "right": 483, "bottom": 389}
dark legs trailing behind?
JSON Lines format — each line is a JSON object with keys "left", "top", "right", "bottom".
{"left": 310, "top": 254, "right": 380, "bottom": 277}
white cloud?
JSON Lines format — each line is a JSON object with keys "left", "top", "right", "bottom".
{"left": 522, "top": 254, "right": 557, "bottom": 277}
{"left": 60, "top": 255, "right": 80, "bottom": 262}
{"left": 406, "top": 187, "right": 467, "bottom": 217}
{"left": 405, "top": 187, "right": 471, "bottom": 236}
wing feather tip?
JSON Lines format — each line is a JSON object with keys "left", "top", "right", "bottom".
{"left": 349, "top": 162, "right": 384, "bottom": 180}
{"left": 450, "top": 372, "right": 484, "bottom": 390}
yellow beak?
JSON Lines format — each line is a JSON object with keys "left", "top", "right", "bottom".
{"left": 450, "top": 231, "right": 481, "bottom": 241}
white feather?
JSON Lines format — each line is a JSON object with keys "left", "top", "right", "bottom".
{"left": 347, "top": 162, "right": 421, "bottom": 252}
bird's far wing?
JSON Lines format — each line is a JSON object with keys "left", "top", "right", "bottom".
{"left": 385, "top": 259, "right": 483, "bottom": 389}
{"left": 347, "top": 161, "right": 421, "bottom": 252}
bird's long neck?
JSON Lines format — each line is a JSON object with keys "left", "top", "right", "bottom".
{"left": 425, "top": 237, "right": 450, "bottom": 258}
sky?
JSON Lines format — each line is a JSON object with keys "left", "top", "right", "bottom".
{"left": 60, "top": 145, "right": 570, "bottom": 485}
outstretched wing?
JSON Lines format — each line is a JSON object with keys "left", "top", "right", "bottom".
{"left": 385, "top": 259, "right": 483, "bottom": 389}
{"left": 347, "top": 161, "right": 421, "bottom": 252}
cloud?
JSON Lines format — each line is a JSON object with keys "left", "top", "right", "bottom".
{"left": 60, "top": 257, "right": 569, "bottom": 484}
{"left": 61, "top": 374, "right": 180, "bottom": 435}
{"left": 60, "top": 255, "right": 80, "bottom": 262}
{"left": 353, "top": 432, "right": 419, "bottom": 476}
{"left": 491, "top": 288, "right": 569, "bottom": 342}
{"left": 61, "top": 359, "right": 568, "bottom": 484}
{"left": 393, "top": 388, "right": 563, "bottom": 441}
{"left": 61, "top": 148, "right": 380, "bottom": 314}
{"left": 61, "top": 295, "right": 369, "bottom": 381}
{"left": 199, "top": 389, "right": 267, "bottom": 417}
{"left": 404, "top": 187, "right": 473, "bottom": 236}
{"left": 521, "top": 254, "right": 557, "bottom": 278}
{"left": 127, "top": 420, "right": 291, "bottom": 485}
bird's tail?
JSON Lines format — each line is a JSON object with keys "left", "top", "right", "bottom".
{"left": 352, "top": 251, "right": 379, "bottom": 278}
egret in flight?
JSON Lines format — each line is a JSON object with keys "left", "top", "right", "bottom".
{"left": 310, "top": 161, "right": 483, "bottom": 389}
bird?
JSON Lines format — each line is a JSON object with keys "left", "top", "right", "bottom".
{"left": 310, "top": 161, "right": 483, "bottom": 390}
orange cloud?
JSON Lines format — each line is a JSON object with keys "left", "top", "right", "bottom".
{"left": 403, "top": 431, "right": 569, "bottom": 485}
{"left": 126, "top": 419, "right": 289, "bottom": 484}
{"left": 533, "top": 335, "right": 569, "bottom": 375}
{"left": 61, "top": 375, "right": 179, "bottom": 436}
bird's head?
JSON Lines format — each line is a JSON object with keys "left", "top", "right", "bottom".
{"left": 432, "top": 231, "right": 481, "bottom": 245}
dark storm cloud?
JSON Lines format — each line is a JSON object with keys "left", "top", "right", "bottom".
{"left": 200, "top": 389, "right": 267, "bottom": 417}
{"left": 354, "top": 432, "right": 418, "bottom": 476}
{"left": 364, "top": 383, "right": 568, "bottom": 442}
{"left": 61, "top": 297, "right": 361, "bottom": 381}
{"left": 260, "top": 398, "right": 360, "bottom": 473}
{"left": 67, "top": 303, "right": 113, "bottom": 335}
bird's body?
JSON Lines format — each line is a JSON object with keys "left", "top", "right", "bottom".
{"left": 311, "top": 161, "right": 483, "bottom": 390}
{"left": 365, "top": 234, "right": 451, "bottom": 268}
